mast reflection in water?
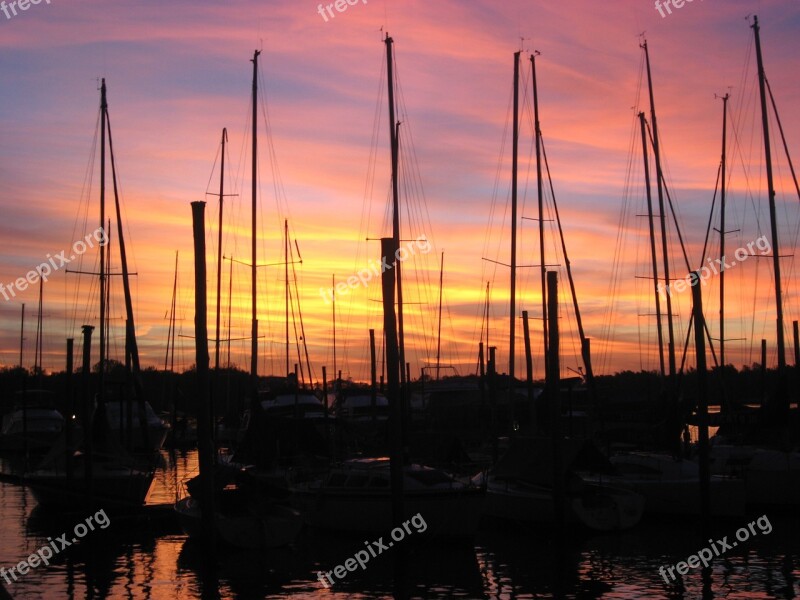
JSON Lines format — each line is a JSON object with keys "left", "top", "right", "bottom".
{"left": 1, "top": 451, "right": 798, "bottom": 599}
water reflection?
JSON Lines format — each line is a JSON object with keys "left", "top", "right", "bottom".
{"left": 1, "top": 452, "right": 799, "bottom": 599}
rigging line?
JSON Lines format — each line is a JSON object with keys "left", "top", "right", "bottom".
{"left": 346, "top": 46, "right": 386, "bottom": 376}
{"left": 699, "top": 164, "right": 722, "bottom": 267}
{"left": 477, "top": 93, "right": 514, "bottom": 361}
{"left": 204, "top": 136, "right": 222, "bottom": 196}
{"left": 645, "top": 120, "right": 691, "bottom": 273}
{"left": 599, "top": 51, "right": 646, "bottom": 373}
{"left": 290, "top": 237, "right": 315, "bottom": 386}
{"left": 540, "top": 135, "right": 592, "bottom": 374}
{"left": 765, "top": 77, "right": 800, "bottom": 202}
{"left": 69, "top": 108, "right": 101, "bottom": 338}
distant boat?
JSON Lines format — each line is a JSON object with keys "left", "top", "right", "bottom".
{"left": 709, "top": 443, "right": 800, "bottom": 506}
{"left": 294, "top": 457, "right": 486, "bottom": 537}
{"left": 476, "top": 437, "right": 644, "bottom": 531}
{"left": 260, "top": 392, "right": 327, "bottom": 420}
{"left": 175, "top": 464, "right": 303, "bottom": 549}
{"left": 0, "top": 390, "right": 64, "bottom": 453}
{"left": 103, "top": 399, "right": 170, "bottom": 453}
{"left": 581, "top": 452, "right": 746, "bottom": 517}
{"left": 333, "top": 392, "right": 389, "bottom": 423}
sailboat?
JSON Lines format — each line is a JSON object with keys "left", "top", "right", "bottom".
{"left": 707, "top": 16, "right": 800, "bottom": 507}
{"left": 294, "top": 34, "right": 486, "bottom": 536}
{"left": 24, "top": 79, "right": 156, "bottom": 510}
{"left": 479, "top": 51, "right": 644, "bottom": 531}
{"left": 175, "top": 52, "right": 303, "bottom": 549}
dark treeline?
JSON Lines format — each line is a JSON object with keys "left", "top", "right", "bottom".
{"left": 2, "top": 361, "right": 796, "bottom": 419}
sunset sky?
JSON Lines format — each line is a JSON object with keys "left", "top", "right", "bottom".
{"left": 1, "top": 0, "right": 799, "bottom": 384}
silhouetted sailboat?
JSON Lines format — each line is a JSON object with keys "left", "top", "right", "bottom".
{"left": 24, "top": 79, "right": 155, "bottom": 509}
{"left": 480, "top": 51, "right": 643, "bottom": 531}
{"left": 175, "top": 52, "right": 303, "bottom": 548}
{"left": 708, "top": 15, "right": 800, "bottom": 507}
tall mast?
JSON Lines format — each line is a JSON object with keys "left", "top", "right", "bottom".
{"left": 753, "top": 16, "right": 786, "bottom": 381}
{"left": 385, "top": 34, "right": 406, "bottom": 387}
{"left": 532, "top": 51, "right": 548, "bottom": 379}
{"left": 332, "top": 273, "right": 337, "bottom": 383}
{"left": 34, "top": 280, "right": 43, "bottom": 375}
{"left": 99, "top": 79, "right": 107, "bottom": 398}
{"left": 18, "top": 303, "right": 24, "bottom": 368}
{"left": 642, "top": 41, "right": 676, "bottom": 384}
{"left": 640, "top": 112, "right": 666, "bottom": 377}
{"left": 509, "top": 51, "right": 520, "bottom": 381}
{"left": 719, "top": 94, "right": 729, "bottom": 370}
{"left": 250, "top": 50, "right": 260, "bottom": 398}
{"left": 215, "top": 128, "right": 227, "bottom": 371}
{"left": 436, "top": 251, "right": 444, "bottom": 380}
{"left": 285, "top": 219, "right": 290, "bottom": 377}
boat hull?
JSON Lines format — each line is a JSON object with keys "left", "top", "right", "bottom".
{"left": 25, "top": 465, "right": 153, "bottom": 509}
{"left": 483, "top": 478, "right": 643, "bottom": 531}
{"left": 295, "top": 488, "right": 485, "bottom": 538}
{"left": 175, "top": 496, "right": 303, "bottom": 549}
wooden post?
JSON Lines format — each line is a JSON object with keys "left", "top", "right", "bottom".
{"left": 65, "top": 338, "right": 74, "bottom": 482}
{"left": 80, "top": 325, "right": 94, "bottom": 499}
{"left": 523, "top": 310, "right": 535, "bottom": 432}
{"left": 761, "top": 339, "right": 767, "bottom": 404}
{"left": 488, "top": 346, "right": 498, "bottom": 464}
{"left": 191, "top": 200, "right": 216, "bottom": 551}
{"left": 370, "top": 329, "right": 377, "bottom": 426}
{"left": 381, "top": 237, "right": 404, "bottom": 529}
{"left": 691, "top": 271, "right": 711, "bottom": 533}
{"left": 547, "top": 272, "right": 564, "bottom": 530}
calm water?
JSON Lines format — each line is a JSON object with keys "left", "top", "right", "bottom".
{"left": 1, "top": 451, "right": 798, "bottom": 599}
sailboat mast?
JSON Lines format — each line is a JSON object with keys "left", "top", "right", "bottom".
{"left": 35, "top": 280, "right": 43, "bottom": 375}
{"left": 251, "top": 50, "right": 260, "bottom": 397}
{"left": 509, "top": 51, "right": 520, "bottom": 381}
{"left": 18, "top": 303, "right": 24, "bottom": 368}
{"left": 531, "top": 51, "right": 548, "bottom": 379}
{"left": 642, "top": 41, "right": 676, "bottom": 383}
{"left": 99, "top": 79, "right": 107, "bottom": 398}
{"left": 215, "top": 128, "right": 227, "bottom": 371}
{"left": 385, "top": 34, "right": 406, "bottom": 387}
{"left": 285, "top": 219, "right": 290, "bottom": 377}
{"left": 753, "top": 15, "right": 786, "bottom": 376}
{"left": 332, "top": 273, "right": 337, "bottom": 382}
{"left": 640, "top": 112, "right": 666, "bottom": 377}
{"left": 436, "top": 251, "right": 444, "bottom": 380}
{"left": 719, "top": 94, "right": 729, "bottom": 370}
